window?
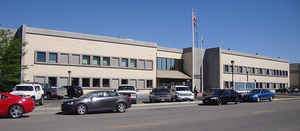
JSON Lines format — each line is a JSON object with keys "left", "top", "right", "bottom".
{"left": 48, "top": 77, "right": 57, "bottom": 87}
{"left": 251, "top": 68, "right": 255, "bottom": 74}
{"left": 82, "top": 78, "right": 90, "bottom": 87}
{"left": 93, "top": 56, "right": 100, "bottom": 65}
{"left": 93, "top": 78, "right": 100, "bottom": 87}
{"left": 103, "top": 57, "right": 110, "bottom": 66}
{"left": 103, "top": 79, "right": 110, "bottom": 87}
{"left": 167, "top": 58, "right": 172, "bottom": 70}
{"left": 228, "top": 65, "right": 233, "bottom": 72}
{"left": 71, "top": 78, "right": 80, "bottom": 86}
{"left": 259, "top": 68, "right": 263, "bottom": 75}
{"left": 224, "top": 81, "right": 229, "bottom": 88}
{"left": 111, "top": 57, "right": 120, "bottom": 67}
{"left": 161, "top": 58, "right": 167, "bottom": 70}
{"left": 266, "top": 69, "right": 270, "bottom": 75}
{"left": 146, "top": 80, "right": 153, "bottom": 88}
{"left": 130, "top": 59, "right": 137, "bottom": 68}
{"left": 82, "top": 55, "right": 90, "bottom": 65}
{"left": 239, "top": 66, "right": 243, "bottom": 73}
{"left": 70, "top": 54, "right": 80, "bottom": 65}
{"left": 106, "top": 91, "right": 118, "bottom": 97}
{"left": 138, "top": 59, "right": 145, "bottom": 69}
{"left": 121, "top": 58, "right": 128, "bottom": 67}
{"left": 157, "top": 58, "right": 162, "bottom": 69}
{"left": 224, "top": 65, "right": 229, "bottom": 72}
{"left": 0, "top": 94, "right": 9, "bottom": 100}
{"left": 145, "top": 60, "right": 153, "bottom": 69}
{"left": 36, "top": 52, "right": 46, "bottom": 62}
{"left": 60, "top": 53, "right": 69, "bottom": 64}
{"left": 49, "top": 53, "right": 58, "bottom": 63}
{"left": 121, "top": 79, "right": 128, "bottom": 85}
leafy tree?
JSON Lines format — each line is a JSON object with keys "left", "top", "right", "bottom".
{"left": 0, "top": 28, "right": 26, "bottom": 92}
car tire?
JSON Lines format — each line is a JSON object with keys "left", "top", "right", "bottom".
{"left": 116, "top": 103, "right": 126, "bottom": 113}
{"left": 257, "top": 97, "right": 261, "bottom": 102}
{"left": 217, "top": 99, "right": 222, "bottom": 105}
{"left": 76, "top": 104, "right": 87, "bottom": 115}
{"left": 39, "top": 97, "right": 44, "bottom": 105}
{"left": 269, "top": 97, "right": 273, "bottom": 102}
{"left": 8, "top": 104, "right": 24, "bottom": 119}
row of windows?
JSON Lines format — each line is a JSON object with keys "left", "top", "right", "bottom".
{"left": 224, "top": 81, "right": 288, "bottom": 89}
{"left": 35, "top": 51, "right": 153, "bottom": 70}
{"left": 35, "top": 76, "right": 153, "bottom": 89}
{"left": 157, "top": 57, "right": 183, "bottom": 71}
{"left": 224, "top": 65, "right": 288, "bottom": 77}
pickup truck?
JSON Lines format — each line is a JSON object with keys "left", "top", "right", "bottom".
{"left": 10, "top": 83, "right": 45, "bottom": 105}
{"left": 41, "top": 83, "right": 67, "bottom": 99}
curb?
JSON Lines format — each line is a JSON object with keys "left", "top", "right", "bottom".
{"left": 273, "top": 98, "right": 300, "bottom": 101}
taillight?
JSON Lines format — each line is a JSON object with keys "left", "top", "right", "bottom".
{"left": 127, "top": 97, "right": 131, "bottom": 101}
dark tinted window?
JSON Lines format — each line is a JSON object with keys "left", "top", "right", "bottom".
{"left": 15, "top": 86, "right": 34, "bottom": 91}
{"left": 106, "top": 91, "right": 118, "bottom": 97}
{"left": 37, "top": 52, "right": 46, "bottom": 62}
{"left": 118, "top": 86, "right": 135, "bottom": 91}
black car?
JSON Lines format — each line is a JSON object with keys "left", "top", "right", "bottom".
{"left": 63, "top": 86, "right": 83, "bottom": 98}
{"left": 203, "top": 89, "right": 242, "bottom": 105}
{"left": 149, "top": 88, "right": 173, "bottom": 102}
{"left": 61, "top": 90, "right": 131, "bottom": 115}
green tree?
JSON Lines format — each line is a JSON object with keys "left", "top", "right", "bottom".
{"left": 0, "top": 29, "right": 26, "bottom": 92}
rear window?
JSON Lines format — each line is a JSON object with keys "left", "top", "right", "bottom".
{"left": 176, "top": 87, "right": 190, "bottom": 91}
{"left": 15, "top": 86, "right": 34, "bottom": 91}
{"left": 118, "top": 86, "right": 135, "bottom": 91}
{"left": 153, "top": 88, "right": 168, "bottom": 92}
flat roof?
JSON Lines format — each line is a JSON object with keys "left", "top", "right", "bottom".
{"left": 220, "top": 48, "right": 289, "bottom": 63}
{"left": 22, "top": 25, "right": 158, "bottom": 48}
{"left": 157, "top": 46, "right": 183, "bottom": 53}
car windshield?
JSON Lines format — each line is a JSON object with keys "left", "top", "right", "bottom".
{"left": 15, "top": 86, "right": 34, "bottom": 91}
{"left": 118, "top": 86, "right": 135, "bottom": 91}
{"left": 250, "top": 89, "right": 261, "bottom": 94}
{"left": 176, "top": 87, "right": 190, "bottom": 91}
{"left": 153, "top": 88, "right": 169, "bottom": 94}
{"left": 211, "top": 89, "right": 224, "bottom": 95}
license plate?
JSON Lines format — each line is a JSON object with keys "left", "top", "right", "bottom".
{"left": 161, "top": 99, "right": 165, "bottom": 101}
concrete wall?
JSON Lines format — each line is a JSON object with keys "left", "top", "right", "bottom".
{"left": 203, "top": 48, "right": 221, "bottom": 90}
{"left": 220, "top": 49, "right": 290, "bottom": 89}
{"left": 290, "top": 64, "right": 300, "bottom": 88}
{"left": 22, "top": 27, "right": 157, "bottom": 90}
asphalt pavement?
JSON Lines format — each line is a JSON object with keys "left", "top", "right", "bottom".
{"left": 1, "top": 99, "right": 300, "bottom": 131}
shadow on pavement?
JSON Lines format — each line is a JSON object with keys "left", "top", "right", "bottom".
{"left": 0, "top": 115, "right": 30, "bottom": 119}
{"left": 56, "top": 110, "right": 116, "bottom": 116}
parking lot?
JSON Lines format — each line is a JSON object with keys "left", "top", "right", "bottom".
{"left": 1, "top": 99, "right": 300, "bottom": 131}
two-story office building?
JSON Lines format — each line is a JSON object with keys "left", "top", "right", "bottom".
{"left": 15, "top": 25, "right": 190, "bottom": 94}
{"left": 11, "top": 25, "right": 289, "bottom": 94}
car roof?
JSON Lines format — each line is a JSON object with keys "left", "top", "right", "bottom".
{"left": 16, "top": 83, "right": 41, "bottom": 86}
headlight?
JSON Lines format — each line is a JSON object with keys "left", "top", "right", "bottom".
{"left": 253, "top": 94, "right": 258, "bottom": 97}
{"left": 176, "top": 93, "right": 180, "bottom": 96}
{"left": 67, "top": 101, "right": 75, "bottom": 105}
{"left": 211, "top": 97, "right": 218, "bottom": 100}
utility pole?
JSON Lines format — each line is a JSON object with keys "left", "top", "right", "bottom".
{"left": 192, "top": 8, "right": 196, "bottom": 91}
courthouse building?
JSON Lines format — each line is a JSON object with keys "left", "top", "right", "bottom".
{"left": 10, "top": 25, "right": 290, "bottom": 94}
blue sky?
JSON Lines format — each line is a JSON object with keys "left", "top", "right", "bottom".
{"left": 1, "top": 0, "right": 299, "bottom": 63}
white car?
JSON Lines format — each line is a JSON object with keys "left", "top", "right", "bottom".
{"left": 117, "top": 86, "right": 137, "bottom": 104}
{"left": 172, "top": 85, "right": 194, "bottom": 101}
{"left": 10, "top": 83, "right": 45, "bottom": 105}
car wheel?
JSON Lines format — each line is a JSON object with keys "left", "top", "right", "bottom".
{"left": 39, "top": 97, "right": 44, "bottom": 105}
{"left": 217, "top": 99, "right": 222, "bottom": 105}
{"left": 116, "top": 103, "right": 126, "bottom": 113}
{"left": 257, "top": 97, "right": 261, "bottom": 102}
{"left": 9, "top": 105, "right": 24, "bottom": 119}
{"left": 76, "top": 104, "right": 87, "bottom": 115}
{"left": 269, "top": 97, "right": 273, "bottom": 102}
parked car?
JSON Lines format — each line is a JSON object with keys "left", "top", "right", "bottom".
{"left": 61, "top": 90, "right": 131, "bottom": 115}
{"left": 275, "top": 88, "right": 289, "bottom": 93}
{"left": 0, "top": 93, "right": 34, "bottom": 118}
{"left": 172, "top": 85, "right": 194, "bottom": 101}
{"left": 10, "top": 83, "right": 44, "bottom": 105}
{"left": 149, "top": 88, "right": 173, "bottom": 102}
{"left": 243, "top": 89, "right": 275, "bottom": 102}
{"left": 117, "top": 86, "right": 137, "bottom": 104}
{"left": 287, "top": 87, "right": 299, "bottom": 93}
{"left": 41, "top": 83, "right": 67, "bottom": 99}
{"left": 203, "top": 89, "right": 242, "bottom": 105}
{"left": 63, "top": 86, "right": 83, "bottom": 98}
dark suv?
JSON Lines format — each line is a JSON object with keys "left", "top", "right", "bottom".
{"left": 203, "top": 89, "right": 242, "bottom": 105}
{"left": 149, "top": 88, "right": 173, "bottom": 102}
{"left": 63, "top": 86, "right": 83, "bottom": 98}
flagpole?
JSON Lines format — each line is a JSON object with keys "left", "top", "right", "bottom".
{"left": 192, "top": 8, "right": 195, "bottom": 91}
{"left": 201, "top": 35, "right": 204, "bottom": 93}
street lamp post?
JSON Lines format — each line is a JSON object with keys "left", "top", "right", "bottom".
{"left": 68, "top": 70, "right": 71, "bottom": 86}
{"left": 231, "top": 60, "right": 235, "bottom": 90}
{"left": 246, "top": 71, "right": 249, "bottom": 93}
